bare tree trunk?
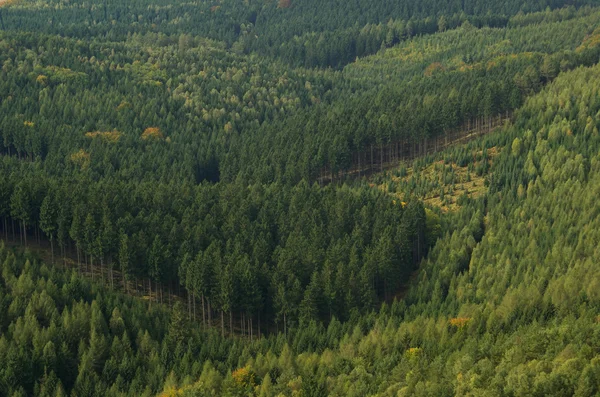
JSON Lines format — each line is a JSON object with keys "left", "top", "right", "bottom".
{"left": 208, "top": 299, "right": 212, "bottom": 328}
{"left": 188, "top": 290, "right": 192, "bottom": 320}
{"left": 201, "top": 294, "right": 206, "bottom": 330}
{"left": 76, "top": 247, "right": 81, "bottom": 275}
{"left": 221, "top": 310, "right": 225, "bottom": 337}
{"left": 100, "top": 257, "right": 104, "bottom": 284}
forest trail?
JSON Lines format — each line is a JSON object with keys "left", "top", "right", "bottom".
{"left": 319, "top": 113, "right": 511, "bottom": 185}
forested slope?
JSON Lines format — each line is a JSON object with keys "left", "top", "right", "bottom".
{"left": 0, "top": 0, "right": 600, "bottom": 395}
{"left": 167, "top": 56, "right": 600, "bottom": 397}
{"left": 2, "top": 57, "right": 600, "bottom": 397}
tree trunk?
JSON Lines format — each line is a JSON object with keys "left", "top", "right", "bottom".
{"left": 76, "top": 246, "right": 81, "bottom": 274}
{"left": 187, "top": 290, "right": 192, "bottom": 320}
{"left": 100, "top": 257, "right": 104, "bottom": 284}
{"left": 201, "top": 294, "right": 206, "bottom": 330}
{"left": 221, "top": 310, "right": 225, "bottom": 337}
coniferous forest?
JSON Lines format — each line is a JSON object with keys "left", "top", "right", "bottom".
{"left": 0, "top": 0, "right": 599, "bottom": 396}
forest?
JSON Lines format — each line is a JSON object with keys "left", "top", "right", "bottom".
{"left": 0, "top": 0, "right": 599, "bottom": 395}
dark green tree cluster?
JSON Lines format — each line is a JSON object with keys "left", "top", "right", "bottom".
{"left": 0, "top": 171, "right": 427, "bottom": 335}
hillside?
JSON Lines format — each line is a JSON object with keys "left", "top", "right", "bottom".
{"left": 0, "top": 0, "right": 599, "bottom": 395}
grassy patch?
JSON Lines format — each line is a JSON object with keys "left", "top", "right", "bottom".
{"left": 373, "top": 147, "right": 499, "bottom": 212}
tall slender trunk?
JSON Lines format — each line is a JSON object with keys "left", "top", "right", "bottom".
{"left": 50, "top": 238, "right": 54, "bottom": 264}
{"left": 208, "top": 299, "right": 212, "bottom": 327}
{"left": 187, "top": 290, "right": 192, "bottom": 320}
{"left": 229, "top": 311, "right": 233, "bottom": 335}
{"left": 201, "top": 294, "right": 206, "bottom": 330}
{"left": 100, "top": 257, "right": 104, "bottom": 284}
{"left": 221, "top": 310, "right": 225, "bottom": 337}
{"left": 76, "top": 246, "right": 81, "bottom": 274}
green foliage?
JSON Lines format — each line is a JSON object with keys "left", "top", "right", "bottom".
{"left": 0, "top": 0, "right": 600, "bottom": 395}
